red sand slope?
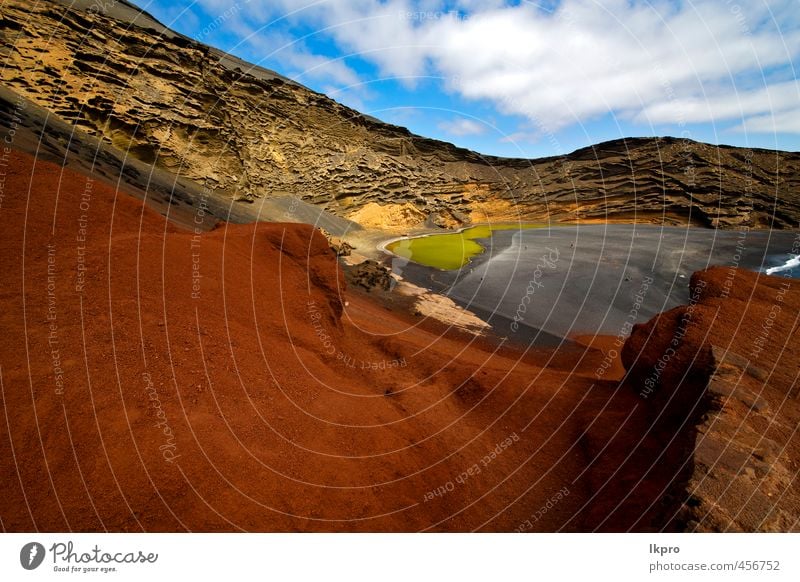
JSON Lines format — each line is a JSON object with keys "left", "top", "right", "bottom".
{"left": 622, "top": 267, "right": 800, "bottom": 530}
{"left": 624, "top": 266, "right": 800, "bottom": 403}
{"left": 2, "top": 148, "right": 788, "bottom": 532}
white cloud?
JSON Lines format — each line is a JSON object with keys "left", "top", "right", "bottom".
{"left": 423, "top": 0, "right": 800, "bottom": 132}
{"left": 736, "top": 109, "right": 800, "bottom": 134}
{"left": 205, "top": 0, "right": 800, "bottom": 134}
{"left": 437, "top": 117, "right": 487, "bottom": 136}
{"left": 282, "top": 50, "right": 361, "bottom": 86}
{"left": 499, "top": 130, "right": 542, "bottom": 144}
{"left": 635, "top": 80, "right": 800, "bottom": 125}
{"left": 237, "top": 0, "right": 431, "bottom": 81}
{"left": 200, "top": 10, "right": 364, "bottom": 88}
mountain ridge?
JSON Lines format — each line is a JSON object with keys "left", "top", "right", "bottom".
{"left": 2, "top": 0, "right": 799, "bottom": 229}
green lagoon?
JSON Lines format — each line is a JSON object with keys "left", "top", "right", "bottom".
{"left": 386, "top": 223, "right": 546, "bottom": 270}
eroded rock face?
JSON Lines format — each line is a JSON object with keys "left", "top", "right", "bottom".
{"left": 2, "top": 0, "right": 799, "bottom": 228}
{"left": 345, "top": 260, "right": 393, "bottom": 292}
{"left": 319, "top": 229, "right": 354, "bottom": 257}
{"left": 622, "top": 267, "right": 800, "bottom": 531}
{"left": 680, "top": 347, "right": 798, "bottom": 532}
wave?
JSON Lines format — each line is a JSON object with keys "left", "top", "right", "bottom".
{"left": 766, "top": 254, "right": 800, "bottom": 275}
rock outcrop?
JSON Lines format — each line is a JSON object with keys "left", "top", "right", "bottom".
{"left": 622, "top": 267, "right": 800, "bottom": 531}
{"left": 680, "top": 346, "right": 798, "bottom": 532}
{"left": 2, "top": 0, "right": 799, "bottom": 229}
{"left": 320, "top": 229, "right": 354, "bottom": 257}
{"left": 345, "top": 259, "right": 393, "bottom": 292}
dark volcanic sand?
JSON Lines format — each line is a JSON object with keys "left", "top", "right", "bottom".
{"left": 392, "top": 225, "right": 800, "bottom": 343}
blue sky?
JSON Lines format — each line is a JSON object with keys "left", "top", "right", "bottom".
{"left": 131, "top": 0, "right": 800, "bottom": 159}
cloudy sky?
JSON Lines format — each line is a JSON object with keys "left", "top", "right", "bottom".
{"left": 133, "top": 0, "right": 800, "bottom": 158}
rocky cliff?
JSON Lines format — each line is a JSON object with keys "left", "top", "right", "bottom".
{"left": 622, "top": 267, "right": 800, "bottom": 531}
{"left": 2, "top": 0, "right": 799, "bottom": 229}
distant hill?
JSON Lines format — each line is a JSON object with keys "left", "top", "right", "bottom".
{"left": 2, "top": 0, "right": 799, "bottom": 229}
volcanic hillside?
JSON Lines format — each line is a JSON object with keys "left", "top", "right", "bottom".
{"left": 1, "top": 0, "right": 799, "bottom": 229}
{"left": 8, "top": 144, "right": 785, "bottom": 532}
{"left": 3, "top": 146, "right": 798, "bottom": 532}
{"left": 2, "top": 0, "right": 800, "bottom": 534}
{"left": 0, "top": 147, "right": 622, "bottom": 531}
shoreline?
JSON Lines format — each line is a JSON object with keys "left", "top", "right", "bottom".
{"left": 373, "top": 223, "right": 800, "bottom": 347}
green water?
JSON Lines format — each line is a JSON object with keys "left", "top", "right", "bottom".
{"left": 386, "top": 223, "right": 546, "bottom": 270}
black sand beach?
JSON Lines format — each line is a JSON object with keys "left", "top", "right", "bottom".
{"left": 391, "top": 225, "right": 800, "bottom": 342}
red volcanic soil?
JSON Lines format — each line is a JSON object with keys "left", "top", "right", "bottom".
{"left": 624, "top": 267, "right": 800, "bottom": 402}
{"left": 622, "top": 267, "right": 800, "bottom": 530}
{"left": 1, "top": 148, "right": 788, "bottom": 532}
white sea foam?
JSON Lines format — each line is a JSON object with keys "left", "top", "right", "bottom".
{"left": 766, "top": 255, "right": 800, "bottom": 275}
